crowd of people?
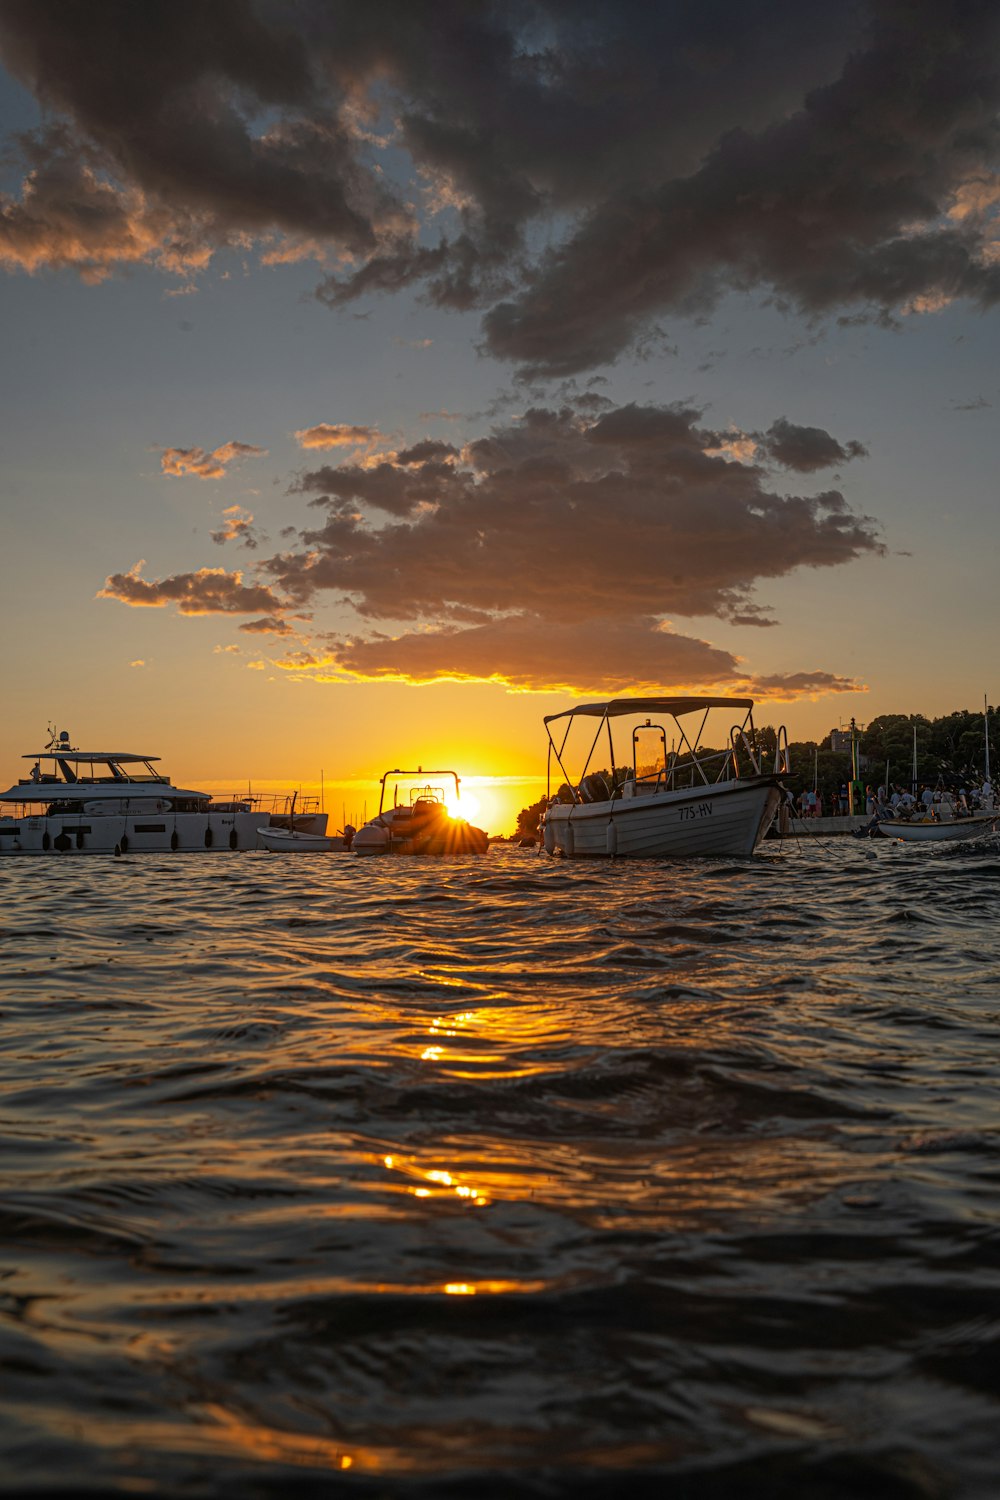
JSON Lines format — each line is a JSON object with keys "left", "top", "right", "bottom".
{"left": 791, "top": 778, "right": 994, "bottom": 823}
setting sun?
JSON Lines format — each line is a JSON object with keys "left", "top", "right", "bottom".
{"left": 450, "top": 788, "right": 481, "bottom": 822}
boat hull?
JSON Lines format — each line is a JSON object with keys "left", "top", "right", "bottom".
{"left": 876, "top": 814, "right": 998, "bottom": 842}
{"left": 352, "top": 819, "right": 489, "bottom": 856}
{"left": 541, "top": 778, "right": 781, "bottom": 859}
{"left": 0, "top": 808, "right": 265, "bottom": 855}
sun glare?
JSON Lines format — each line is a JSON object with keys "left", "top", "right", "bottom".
{"left": 450, "top": 789, "right": 481, "bottom": 821}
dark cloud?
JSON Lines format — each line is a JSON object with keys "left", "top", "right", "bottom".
{"left": 210, "top": 506, "right": 262, "bottom": 549}
{"left": 758, "top": 418, "right": 868, "bottom": 471}
{"left": 253, "top": 400, "right": 882, "bottom": 689}
{"left": 3, "top": 3, "right": 998, "bottom": 366}
{"left": 396, "top": 439, "right": 460, "bottom": 465}
{"left": 291, "top": 457, "right": 467, "bottom": 518}
{"left": 748, "top": 670, "right": 863, "bottom": 699}
{"left": 480, "top": 5, "right": 1000, "bottom": 372}
{"left": 98, "top": 561, "right": 285, "bottom": 616}
{"left": 239, "top": 615, "right": 292, "bottom": 634}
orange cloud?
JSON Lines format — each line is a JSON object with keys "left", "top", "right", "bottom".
{"left": 294, "top": 423, "right": 385, "bottom": 451}
{"left": 98, "top": 561, "right": 285, "bottom": 616}
{"left": 161, "top": 442, "right": 267, "bottom": 480}
{"left": 291, "top": 621, "right": 865, "bottom": 700}
{"left": 322, "top": 617, "right": 741, "bottom": 694}
{"left": 210, "top": 505, "right": 261, "bottom": 548}
{"left": 0, "top": 128, "right": 215, "bottom": 283}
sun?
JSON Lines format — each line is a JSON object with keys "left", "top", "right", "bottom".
{"left": 447, "top": 789, "right": 481, "bottom": 822}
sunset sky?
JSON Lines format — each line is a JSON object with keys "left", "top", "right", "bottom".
{"left": 1, "top": 2, "right": 998, "bottom": 832}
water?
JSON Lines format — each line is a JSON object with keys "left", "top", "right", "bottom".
{"left": 2, "top": 839, "right": 999, "bottom": 1498}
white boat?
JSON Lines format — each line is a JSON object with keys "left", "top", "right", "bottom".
{"left": 539, "top": 697, "right": 785, "bottom": 859}
{"left": 0, "top": 728, "right": 267, "bottom": 855}
{"left": 255, "top": 789, "right": 350, "bottom": 852}
{"left": 257, "top": 827, "right": 351, "bottom": 852}
{"left": 876, "top": 812, "right": 998, "bottom": 843}
{"left": 352, "top": 769, "right": 489, "bottom": 856}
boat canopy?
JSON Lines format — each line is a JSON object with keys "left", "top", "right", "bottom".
{"left": 543, "top": 696, "right": 754, "bottom": 726}
{"left": 377, "top": 768, "right": 462, "bottom": 815}
{"left": 22, "top": 750, "right": 161, "bottom": 762}
{"left": 380, "top": 768, "right": 461, "bottom": 782}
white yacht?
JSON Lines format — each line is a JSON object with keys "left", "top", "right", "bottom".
{"left": 540, "top": 697, "right": 786, "bottom": 859}
{"left": 0, "top": 729, "right": 267, "bottom": 855}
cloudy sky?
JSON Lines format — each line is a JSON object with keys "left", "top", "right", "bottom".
{"left": 1, "top": 1, "right": 998, "bottom": 827}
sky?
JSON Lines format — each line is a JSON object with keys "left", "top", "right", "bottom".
{"left": 1, "top": 0, "right": 998, "bottom": 834}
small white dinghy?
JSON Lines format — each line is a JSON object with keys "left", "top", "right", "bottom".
{"left": 257, "top": 789, "right": 354, "bottom": 851}
{"left": 876, "top": 813, "right": 998, "bottom": 843}
{"left": 257, "top": 827, "right": 351, "bottom": 852}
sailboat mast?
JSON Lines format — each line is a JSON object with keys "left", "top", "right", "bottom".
{"left": 986, "top": 696, "right": 992, "bottom": 784}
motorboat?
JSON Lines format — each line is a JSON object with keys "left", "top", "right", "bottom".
{"left": 539, "top": 697, "right": 786, "bottom": 859}
{"left": 352, "top": 769, "right": 489, "bottom": 856}
{"left": 0, "top": 728, "right": 267, "bottom": 855}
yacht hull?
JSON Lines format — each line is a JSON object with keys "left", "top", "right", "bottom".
{"left": 0, "top": 808, "right": 265, "bottom": 855}
{"left": 542, "top": 778, "right": 781, "bottom": 859}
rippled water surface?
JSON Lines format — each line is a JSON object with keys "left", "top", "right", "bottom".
{"left": 2, "top": 838, "right": 999, "bottom": 1498}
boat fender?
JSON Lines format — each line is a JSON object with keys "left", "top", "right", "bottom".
{"left": 170, "top": 830, "right": 179, "bottom": 851}
{"left": 54, "top": 831, "right": 72, "bottom": 852}
{"left": 562, "top": 821, "right": 575, "bottom": 858}
{"left": 543, "top": 821, "right": 555, "bottom": 855}
{"left": 606, "top": 820, "right": 618, "bottom": 857}
{"left": 114, "top": 843, "right": 122, "bottom": 858}
{"left": 229, "top": 829, "right": 238, "bottom": 850}
{"left": 204, "top": 828, "right": 213, "bottom": 848}
{"left": 119, "top": 834, "right": 128, "bottom": 854}
{"left": 42, "top": 831, "right": 51, "bottom": 851}
{"left": 76, "top": 829, "right": 85, "bottom": 850}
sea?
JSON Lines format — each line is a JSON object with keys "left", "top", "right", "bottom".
{"left": 2, "top": 835, "right": 999, "bottom": 1500}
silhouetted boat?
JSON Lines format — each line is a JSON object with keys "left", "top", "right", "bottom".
{"left": 352, "top": 769, "right": 488, "bottom": 856}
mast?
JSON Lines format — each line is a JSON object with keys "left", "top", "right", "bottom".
{"left": 848, "top": 717, "right": 860, "bottom": 815}
{"left": 986, "top": 695, "right": 992, "bottom": 784}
